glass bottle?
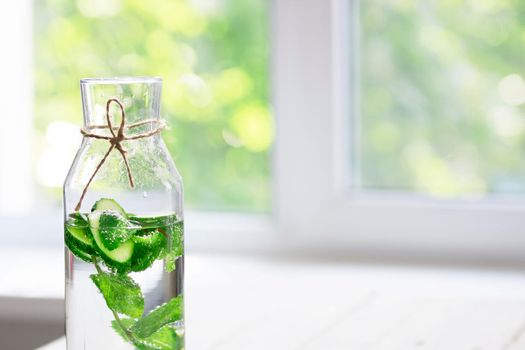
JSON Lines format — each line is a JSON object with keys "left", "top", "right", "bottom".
{"left": 63, "top": 77, "right": 184, "bottom": 350}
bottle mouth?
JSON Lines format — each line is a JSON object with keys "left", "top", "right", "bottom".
{"left": 80, "top": 77, "right": 162, "bottom": 85}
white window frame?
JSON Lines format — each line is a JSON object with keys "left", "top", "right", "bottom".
{"left": 272, "top": 0, "right": 525, "bottom": 262}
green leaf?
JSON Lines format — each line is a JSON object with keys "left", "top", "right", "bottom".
{"left": 131, "top": 296, "right": 184, "bottom": 338}
{"left": 90, "top": 210, "right": 138, "bottom": 250}
{"left": 67, "top": 212, "right": 89, "bottom": 227}
{"left": 129, "top": 214, "right": 178, "bottom": 229}
{"left": 126, "top": 214, "right": 183, "bottom": 272}
{"left": 112, "top": 318, "right": 183, "bottom": 350}
{"left": 111, "top": 318, "right": 135, "bottom": 344}
{"left": 135, "top": 325, "right": 183, "bottom": 350}
{"left": 90, "top": 271, "right": 144, "bottom": 318}
{"left": 128, "top": 233, "right": 166, "bottom": 272}
{"left": 164, "top": 222, "right": 184, "bottom": 273}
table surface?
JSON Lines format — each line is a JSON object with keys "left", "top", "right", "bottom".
{"left": 29, "top": 254, "right": 525, "bottom": 350}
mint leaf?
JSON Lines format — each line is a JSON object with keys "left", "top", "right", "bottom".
{"left": 89, "top": 210, "right": 138, "bottom": 250}
{"left": 129, "top": 233, "right": 166, "bottom": 272}
{"left": 165, "top": 222, "right": 184, "bottom": 273}
{"left": 111, "top": 317, "right": 135, "bottom": 343}
{"left": 126, "top": 215, "right": 183, "bottom": 272}
{"left": 131, "top": 296, "right": 184, "bottom": 338}
{"left": 67, "top": 212, "right": 89, "bottom": 227}
{"left": 112, "top": 318, "right": 183, "bottom": 350}
{"left": 129, "top": 214, "right": 177, "bottom": 237}
{"left": 136, "top": 325, "right": 183, "bottom": 350}
{"left": 129, "top": 214, "right": 175, "bottom": 228}
{"left": 90, "top": 271, "right": 144, "bottom": 318}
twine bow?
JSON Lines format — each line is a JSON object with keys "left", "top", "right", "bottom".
{"left": 75, "top": 98, "right": 166, "bottom": 211}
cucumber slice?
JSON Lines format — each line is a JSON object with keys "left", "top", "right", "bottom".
{"left": 65, "top": 213, "right": 96, "bottom": 262}
{"left": 65, "top": 228, "right": 96, "bottom": 262}
{"left": 67, "top": 226, "right": 92, "bottom": 246}
{"left": 89, "top": 211, "right": 135, "bottom": 271}
{"left": 91, "top": 198, "right": 127, "bottom": 217}
{"left": 65, "top": 243, "right": 92, "bottom": 262}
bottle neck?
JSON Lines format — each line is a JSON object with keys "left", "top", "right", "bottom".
{"left": 80, "top": 78, "right": 162, "bottom": 137}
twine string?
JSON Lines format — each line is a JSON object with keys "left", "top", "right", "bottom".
{"left": 74, "top": 98, "right": 165, "bottom": 211}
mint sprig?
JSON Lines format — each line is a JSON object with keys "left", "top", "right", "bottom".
{"left": 131, "top": 296, "right": 184, "bottom": 338}
{"left": 90, "top": 271, "right": 144, "bottom": 318}
{"left": 164, "top": 222, "right": 184, "bottom": 273}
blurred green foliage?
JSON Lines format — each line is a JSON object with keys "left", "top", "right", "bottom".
{"left": 35, "top": 0, "right": 270, "bottom": 212}
{"left": 360, "top": 0, "right": 525, "bottom": 197}
{"left": 38, "top": 0, "right": 522, "bottom": 207}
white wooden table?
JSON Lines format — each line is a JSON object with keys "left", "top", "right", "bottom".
{"left": 35, "top": 255, "right": 525, "bottom": 350}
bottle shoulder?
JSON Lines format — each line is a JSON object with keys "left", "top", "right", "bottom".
{"left": 64, "top": 137, "right": 182, "bottom": 191}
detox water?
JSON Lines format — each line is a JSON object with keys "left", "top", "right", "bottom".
{"left": 65, "top": 199, "right": 184, "bottom": 349}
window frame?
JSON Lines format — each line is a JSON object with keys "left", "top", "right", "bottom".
{"left": 272, "top": 0, "right": 525, "bottom": 263}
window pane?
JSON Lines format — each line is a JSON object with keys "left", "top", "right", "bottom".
{"left": 35, "top": 0, "right": 271, "bottom": 212}
{"left": 357, "top": 1, "right": 525, "bottom": 197}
